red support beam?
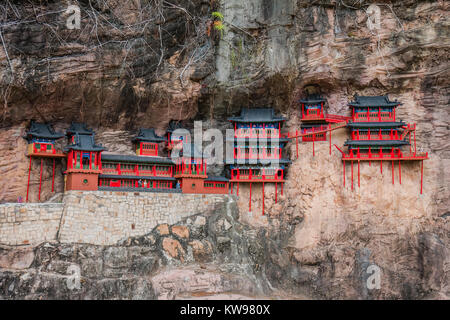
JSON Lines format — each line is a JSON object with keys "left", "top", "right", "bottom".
{"left": 358, "top": 161, "right": 360, "bottom": 188}
{"left": 420, "top": 160, "right": 424, "bottom": 194}
{"left": 414, "top": 126, "right": 417, "bottom": 155}
{"left": 343, "top": 161, "right": 346, "bottom": 187}
{"left": 275, "top": 182, "right": 277, "bottom": 204}
{"left": 329, "top": 124, "right": 332, "bottom": 155}
{"left": 312, "top": 133, "right": 315, "bottom": 157}
{"left": 249, "top": 182, "right": 252, "bottom": 212}
{"left": 52, "top": 159, "right": 55, "bottom": 192}
{"left": 262, "top": 182, "right": 265, "bottom": 216}
{"left": 38, "top": 158, "right": 43, "bottom": 201}
{"left": 351, "top": 160, "right": 354, "bottom": 191}
{"left": 399, "top": 160, "right": 401, "bottom": 185}
{"left": 392, "top": 161, "right": 395, "bottom": 185}
{"left": 380, "top": 160, "right": 383, "bottom": 174}
{"left": 26, "top": 156, "right": 32, "bottom": 202}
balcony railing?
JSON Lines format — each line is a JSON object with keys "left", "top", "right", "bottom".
{"left": 353, "top": 112, "right": 393, "bottom": 122}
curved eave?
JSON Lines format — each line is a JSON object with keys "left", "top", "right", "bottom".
{"left": 131, "top": 138, "right": 166, "bottom": 143}
{"left": 101, "top": 154, "right": 174, "bottom": 164}
{"left": 227, "top": 118, "right": 286, "bottom": 123}
{"left": 298, "top": 99, "right": 325, "bottom": 104}
{"left": 25, "top": 133, "right": 65, "bottom": 140}
{"left": 64, "top": 146, "right": 106, "bottom": 152}
{"left": 347, "top": 121, "right": 406, "bottom": 128}
{"left": 344, "top": 140, "right": 409, "bottom": 147}
{"left": 348, "top": 103, "right": 402, "bottom": 107}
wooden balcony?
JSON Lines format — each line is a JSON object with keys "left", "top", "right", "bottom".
{"left": 27, "top": 143, "right": 66, "bottom": 158}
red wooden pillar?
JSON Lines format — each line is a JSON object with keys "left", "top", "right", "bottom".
{"left": 392, "top": 160, "right": 394, "bottom": 185}
{"left": 420, "top": 160, "right": 423, "bottom": 194}
{"left": 343, "top": 161, "right": 346, "bottom": 187}
{"left": 281, "top": 182, "right": 283, "bottom": 196}
{"left": 249, "top": 182, "right": 252, "bottom": 212}
{"left": 358, "top": 161, "right": 360, "bottom": 188}
{"left": 414, "top": 126, "right": 417, "bottom": 155}
{"left": 351, "top": 160, "right": 354, "bottom": 191}
{"left": 26, "top": 156, "right": 32, "bottom": 202}
{"left": 275, "top": 182, "right": 277, "bottom": 204}
{"left": 399, "top": 160, "right": 402, "bottom": 184}
{"left": 262, "top": 182, "right": 265, "bottom": 216}
{"left": 329, "top": 124, "right": 332, "bottom": 155}
{"left": 38, "top": 158, "right": 43, "bottom": 201}
{"left": 312, "top": 133, "right": 315, "bottom": 157}
{"left": 380, "top": 160, "right": 383, "bottom": 174}
{"left": 295, "top": 130, "right": 299, "bottom": 159}
{"left": 52, "top": 159, "right": 55, "bottom": 192}
{"left": 409, "top": 132, "right": 412, "bottom": 153}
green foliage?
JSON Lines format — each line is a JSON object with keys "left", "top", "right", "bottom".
{"left": 211, "top": 11, "right": 224, "bottom": 21}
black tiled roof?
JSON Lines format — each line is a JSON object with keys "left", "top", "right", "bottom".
{"left": 99, "top": 174, "right": 176, "bottom": 181}
{"left": 205, "top": 176, "right": 229, "bottom": 182}
{"left": 347, "top": 121, "right": 406, "bottom": 128}
{"left": 228, "top": 108, "right": 286, "bottom": 123}
{"left": 24, "top": 121, "right": 64, "bottom": 140}
{"left": 298, "top": 94, "right": 326, "bottom": 104}
{"left": 132, "top": 128, "right": 166, "bottom": 143}
{"left": 344, "top": 140, "right": 409, "bottom": 147}
{"left": 98, "top": 186, "right": 181, "bottom": 194}
{"left": 348, "top": 95, "right": 402, "bottom": 107}
{"left": 66, "top": 122, "right": 94, "bottom": 135}
{"left": 64, "top": 134, "right": 106, "bottom": 152}
{"left": 101, "top": 153, "right": 174, "bottom": 164}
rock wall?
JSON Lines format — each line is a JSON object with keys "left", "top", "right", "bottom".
{"left": 0, "top": 0, "right": 448, "bottom": 300}
{"left": 0, "top": 191, "right": 229, "bottom": 246}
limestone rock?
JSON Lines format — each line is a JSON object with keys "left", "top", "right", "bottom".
{"left": 171, "top": 225, "right": 189, "bottom": 239}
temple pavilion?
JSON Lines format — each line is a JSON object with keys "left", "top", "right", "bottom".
{"left": 226, "top": 108, "right": 291, "bottom": 214}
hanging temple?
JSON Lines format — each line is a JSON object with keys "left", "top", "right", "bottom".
{"left": 24, "top": 95, "right": 428, "bottom": 215}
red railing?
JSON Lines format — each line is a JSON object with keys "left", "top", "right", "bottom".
{"left": 351, "top": 130, "right": 400, "bottom": 141}
{"left": 235, "top": 128, "right": 284, "bottom": 139}
{"left": 353, "top": 112, "right": 393, "bottom": 122}
{"left": 230, "top": 169, "right": 284, "bottom": 181}
{"left": 101, "top": 163, "right": 173, "bottom": 177}
{"left": 99, "top": 178, "right": 173, "bottom": 189}
{"left": 234, "top": 148, "right": 282, "bottom": 160}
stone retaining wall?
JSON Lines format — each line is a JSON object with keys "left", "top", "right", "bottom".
{"left": 0, "top": 202, "right": 63, "bottom": 245}
{"left": 58, "top": 191, "right": 227, "bottom": 245}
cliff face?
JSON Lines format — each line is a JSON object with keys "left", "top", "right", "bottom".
{"left": 0, "top": 0, "right": 449, "bottom": 299}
